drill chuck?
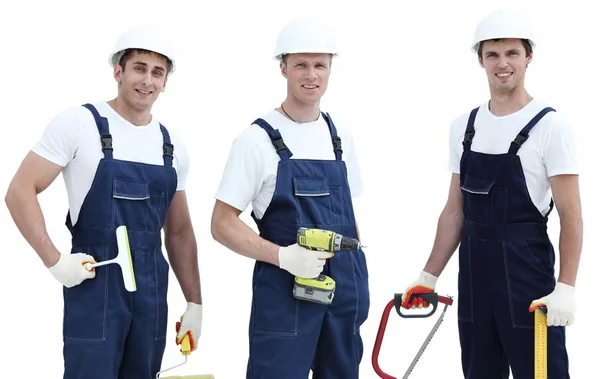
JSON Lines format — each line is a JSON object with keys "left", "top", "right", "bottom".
{"left": 333, "top": 234, "right": 361, "bottom": 251}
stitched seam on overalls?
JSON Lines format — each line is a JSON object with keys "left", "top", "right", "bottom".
{"left": 103, "top": 261, "right": 109, "bottom": 341}
{"left": 523, "top": 240, "right": 546, "bottom": 270}
{"left": 350, "top": 252, "right": 360, "bottom": 334}
{"left": 252, "top": 265, "right": 299, "bottom": 336}
{"left": 458, "top": 237, "right": 474, "bottom": 323}
{"left": 154, "top": 250, "right": 160, "bottom": 340}
{"left": 467, "top": 238, "right": 474, "bottom": 322}
{"left": 502, "top": 242, "right": 517, "bottom": 328}
{"left": 64, "top": 246, "right": 109, "bottom": 342}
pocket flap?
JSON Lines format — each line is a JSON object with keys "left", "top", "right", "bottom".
{"left": 113, "top": 179, "right": 150, "bottom": 200}
{"left": 293, "top": 178, "right": 330, "bottom": 196}
{"left": 461, "top": 176, "right": 495, "bottom": 195}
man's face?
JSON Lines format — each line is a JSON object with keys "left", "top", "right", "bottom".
{"left": 114, "top": 50, "right": 168, "bottom": 112}
{"left": 280, "top": 53, "right": 332, "bottom": 105}
{"left": 479, "top": 38, "right": 532, "bottom": 95}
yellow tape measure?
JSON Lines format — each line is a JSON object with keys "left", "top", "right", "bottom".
{"left": 534, "top": 306, "right": 548, "bottom": 379}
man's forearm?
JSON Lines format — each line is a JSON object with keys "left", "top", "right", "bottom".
{"left": 423, "top": 208, "right": 464, "bottom": 277}
{"left": 5, "top": 184, "right": 60, "bottom": 268}
{"left": 557, "top": 213, "right": 583, "bottom": 286}
{"left": 166, "top": 226, "right": 202, "bottom": 304}
{"left": 212, "top": 215, "right": 280, "bottom": 266}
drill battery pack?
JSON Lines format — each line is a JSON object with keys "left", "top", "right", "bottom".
{"left": 293, "top": 274, "right": 336, "bottom": 305}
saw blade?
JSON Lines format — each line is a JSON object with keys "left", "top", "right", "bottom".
{"left": 402, "top": 302, "right": 450, "bottom": 379}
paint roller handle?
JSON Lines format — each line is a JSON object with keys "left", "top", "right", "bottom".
{"left": 83, "top": 258, "right": 116, "bottom": 271}
{"left": 175, "top": 319, "right": 192, "bottom": 356}
{"left": 180, "top": 333, "right": 192, "bottom": 355}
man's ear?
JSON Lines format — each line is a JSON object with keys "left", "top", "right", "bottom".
{"left": 526, "top": 51, "right": 533, "bottom": 66}
{"left": 280, "top": 61, "right": 288, "bottom": 79}
{"left": 114, "top": 65, "right": 123, "bottom": 82}
{"left": 161, "top": 76, "right": 168, "bottom": 92}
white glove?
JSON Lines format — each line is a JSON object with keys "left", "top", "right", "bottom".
{"left": 176, "top": 302, "right": 202, "bottom": 351}
{"left": 48, "top": 253, "right": 96, "bottom": 288}
{"left": 401, "top": 271, "right": 438, "bottom": 309}
{"left": 529, "top": 282, "right": 576, "bottom": 326}
{"left": 278, "top": 243, "right": 333, "bottom": 278}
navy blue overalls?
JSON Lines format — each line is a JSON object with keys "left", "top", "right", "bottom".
{"left": 61, "top": 104, "right": 177, "bottom": 379}
{"left": 457, "top": 105, "right": 570, "bottom": 378}
{"left": 246, "top": 113, "right": 370, "bottom": 379}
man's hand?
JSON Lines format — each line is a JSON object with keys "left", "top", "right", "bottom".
{"left": 176, "top": 302, "right": 203, "bottom": 351}
{"left": 529, "top": 282, "right": 576, "bottom": 326}
{"left": 278, "top": 243, "right": 333, "bottom": 278}
{"left": 48, "top": 253, "right": 96, "bottom": 287}
{"left": 401, "top": 271, "right": 438, "bottom": 309}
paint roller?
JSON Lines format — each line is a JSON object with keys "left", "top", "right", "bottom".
{"left": 84, "top": 225, "right": 137, "bottom": 292}
{"left": 155, "top": 332, "right": 215, "bottom": 379}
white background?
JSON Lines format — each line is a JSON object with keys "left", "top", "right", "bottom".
{"left": 1, "top": 0, "right": 597, "bottom": 378}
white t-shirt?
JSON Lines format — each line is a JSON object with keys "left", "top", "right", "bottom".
{"left": 215, "top": 110, "right": 363, "bottom": 219}
{"left": 447, "top": 98, "right": 578, "bottom": 216}
{"left": 32, "top": 101, "right": 189, "bottom": 225}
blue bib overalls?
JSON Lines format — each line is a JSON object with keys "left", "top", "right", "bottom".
{"left": 457, "top": 105, "right": 570, "bottom": 378}
{"left": 246, "top": 113, "right": 370, "bottom": 379}
{"left": 61, "top": 104, "right": 177, "bottom": 379}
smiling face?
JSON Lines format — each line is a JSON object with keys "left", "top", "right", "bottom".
{"left": 280, "top": 53, "right": 332, "bottom": 105}
{"left": 114, "top": 49, "right": 169, "bottom": 112}
{"left": 478, "top": 38, "right": 532, "bottom": 96}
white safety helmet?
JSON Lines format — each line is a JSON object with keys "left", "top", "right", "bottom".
{"left": 471, "top": 9, "right": 535, "bottom": 54}
{"left": 273, "top": 17, "right": 339, "bottom": 61}
{"left": 108, "top": 25, "right": 176, "bottom": 74}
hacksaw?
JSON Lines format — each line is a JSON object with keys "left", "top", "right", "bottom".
{"left": 372, "top": 292, "right": 454, "bottom": 379}
{"left": 534, "top": 305, "right": 548, "bottom": 379}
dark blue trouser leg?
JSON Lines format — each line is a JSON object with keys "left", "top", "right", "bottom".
{"left": 312, "top": 250, "right": 369, "bottom": 379}
{"left": 63, "top": 247, "right": 169, "bottom": 379}
{"left": 495, "top": 239, "right": 570, "bottom": 379}
{"left": 246, "top": 263, "right": 324, "bottom": 379}
{"left": 458, "top": 311, "right": 510, "bottom": 378}
{"left": 63, "top": 255, "right": 131, "bottom": 379}
{"left": 119, "top": 247, "right": 169, "bottom": 379}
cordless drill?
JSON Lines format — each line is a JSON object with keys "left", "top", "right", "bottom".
{"left": 292, "top": 227, "right": 362, "bottom": 305}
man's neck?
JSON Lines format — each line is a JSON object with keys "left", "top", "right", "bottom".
{"left": 488, "top": 88, "right": 533, "bottom": 117}
{"left": 278, "top": 97, "right": 320, "bottom": 123}
{"left": 107, "top": 97, "right": 152, "bottom": 126}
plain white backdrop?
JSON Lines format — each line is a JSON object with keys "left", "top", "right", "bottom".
{"left": 0, "top": 0, "right": 597, "bottom": 378}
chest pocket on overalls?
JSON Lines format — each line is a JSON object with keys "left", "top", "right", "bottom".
{"left": 461, "top": 176, "right": 507, "bottom": 224}
{"left": 293, "top": 177, "right": 332, "bottom": 225}
{"left": 112, "top": 178, "right": 163, "bottom": 231}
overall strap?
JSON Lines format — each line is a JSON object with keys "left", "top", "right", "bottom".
{"left": 82, "top": 103, "right": 113, "bottom": 159}
{"left": 322, "top": 112, "right": 343, "bottom": 161}
{"left": 462, "top": 107, "right": 480, "bottom": 152}
{"left": 508, "top": 107, "right": 556, "bottom": 154}
{"left": 253, "top": 118, "right": 293, "bottom": 160}
{"left": 159, "top": 124, "right": 174, "bottom": 167}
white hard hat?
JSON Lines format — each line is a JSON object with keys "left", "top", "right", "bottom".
{"left": 273, "top": 17, "right": 339, "bottom": 60}
{"left": 471, "top": 9, "right": 535, "bottom": 53}
{"left": 109, "top": 25, "right": 176, "bottom": 74}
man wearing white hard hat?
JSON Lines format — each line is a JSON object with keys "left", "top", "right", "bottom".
{"left": 5, "top": 25, "right": 203, "bottom": 379}
{"left": 211, "top": 17, "right": 369, "bottom": 378}
{"left": 400, "top": 9, "right": 581, "bottom": 378}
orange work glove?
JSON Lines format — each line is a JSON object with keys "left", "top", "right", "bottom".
{"left": 401, "top": 271, "right": 438, "bottom": 309}
{"left": 175, "top": 302, "right": 203, "bottom": 352}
